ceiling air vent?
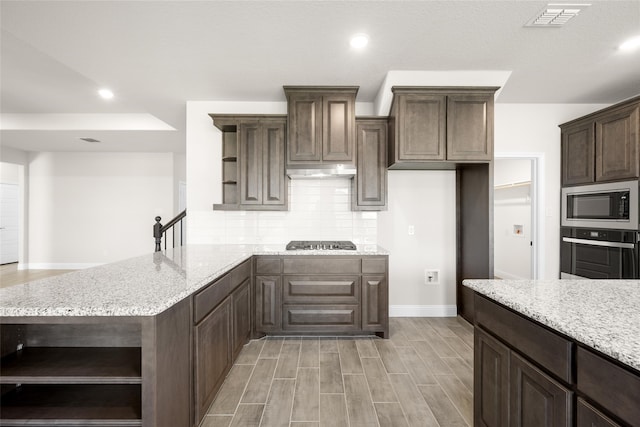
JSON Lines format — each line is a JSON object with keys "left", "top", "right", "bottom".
{"left": 79, "top": 137, "right": 101, "bottom": 143}
{"left": 525, "top": 4, "right": 590, "bottom": 27}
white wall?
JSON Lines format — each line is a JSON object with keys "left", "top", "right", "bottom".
{"left": 26, "top": 152, "right": 173, "bottom": 268}
{"left": 186, "top": 101, "right": 377, "bottom": 246}
{"left": 494, "top": 103, "right": 609, "bottom": 279}
{"left": 173, "top": 152, "right": 186, "bottom": 214}
{"left": 494, "top": 159, "right": 532, "bottom": 280}
{"left": 377, "top": 171, "right": 457, "bottom": 316}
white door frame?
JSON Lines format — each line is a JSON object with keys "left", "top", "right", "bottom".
{"left": 494, "top": 152, "right": 545, "bottom": 280}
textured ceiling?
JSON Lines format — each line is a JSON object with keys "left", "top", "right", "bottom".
{"left": 1, "top": 0, "right": 639, "bottom": 152}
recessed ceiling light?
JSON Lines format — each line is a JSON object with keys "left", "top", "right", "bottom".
{"left": 350, "top": 33, "right": 369, "bottom": 49}
{"left": 98, "top": 88, "right": 114, "bottom": 99}
{"left": 619, "top": 35, "right": 640, "bottom": 52}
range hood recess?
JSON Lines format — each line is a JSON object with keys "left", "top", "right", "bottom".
{"left": 286, "top": 165, "right": 356, "bottom": 179}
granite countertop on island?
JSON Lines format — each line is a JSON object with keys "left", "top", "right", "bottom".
{"left": 463, "top": 279, "right": 640, "bottom": 372}
{"left": 0, "top": 244, "right": 388, "bottom": 318}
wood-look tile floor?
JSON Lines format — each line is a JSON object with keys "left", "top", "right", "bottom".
{"left": 0, "top": 263, "right": 75, "bottom": 288}
{"left": 202, "top": 317, "right": 474, "bottom": 427}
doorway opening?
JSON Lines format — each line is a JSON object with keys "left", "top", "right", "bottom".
{"left": 494, "top": 154, "right": 544, "bottom": 280}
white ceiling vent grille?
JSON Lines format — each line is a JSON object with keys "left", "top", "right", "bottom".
{"left": 526, "top": 4, "right": 590, "bottom": 27}
{"left": 79, "top": 137, "right": 101, "bottom": 143}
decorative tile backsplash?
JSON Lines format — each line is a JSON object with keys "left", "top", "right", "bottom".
{"left": 188, "top": 179, "right": 378, "bottom": 245}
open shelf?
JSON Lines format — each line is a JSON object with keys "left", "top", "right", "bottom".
{"left": 0, "top": 347, "right": 141, "bottom": 384}
{"left": 0, "top": 384, "right": 141, "bottom": 426}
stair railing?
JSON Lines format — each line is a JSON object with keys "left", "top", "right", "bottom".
{"left": 154, "top": 209, "right": 186, "bottom": 252}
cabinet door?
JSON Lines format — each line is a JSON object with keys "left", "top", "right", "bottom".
{"left": 561, "top": 121, "right": 595, "bottom": 186}
{"left": 509, "top": 352, "right": 572, "bottom": 427}
{"left": 447, "top": 93, "right": 493, "bottom": 161}
{"left": 288, "top": 93, "right": 322, "bottom": 163}
{"left": 397, "top": 94, "right": 446, "bottom": 160}
{"left": 361, "top": 275, "right": 387, "bottom": 333}
{"left": 577, "top": 399, "right": 620, "bottom": 427}
{"left": 323, "top": 94, "right": 355, "bottom": 162}
{"left": 232, "top": 278, "right": 251, "bottom": 360}
{"left": 595, "top": 105, "right": 639, "bottom": 182}
{"left": 194, "top": 297, "right": 232, "bottom": 422}
{"left": 475, "top": 329, "right": 509, "bottom": 427}
{"left": 262, "top": 120, "right": 287, "bottom": 206}
{"left": 255, "top": 275, "right": 281, "bottom": 332}
{"left": 353, "top": 120, "right": 387, "bottom": 210}
{"left": 239, "top": 122, "right": 263, "bottom": 205}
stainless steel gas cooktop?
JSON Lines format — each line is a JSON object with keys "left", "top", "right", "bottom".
{"left": 286, "top": 240, "right": 357, "bottom": 251}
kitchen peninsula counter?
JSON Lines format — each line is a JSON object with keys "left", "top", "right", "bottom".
{"left": 0, "top": 244, "right": 388, "bottom": 317}
{"left": 463, "top": 279, "right": 640, "bottom": 427}
{"left": 0, "top": 244, "right": 389, "bottom": 427}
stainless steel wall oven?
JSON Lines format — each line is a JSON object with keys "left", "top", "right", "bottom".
{"left": 561, "top": 227, "right": 639, "bottom": 279}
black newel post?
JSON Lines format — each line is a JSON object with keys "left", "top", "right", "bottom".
{"left": 154, "top": 216, "right": 163, "bottom": 252}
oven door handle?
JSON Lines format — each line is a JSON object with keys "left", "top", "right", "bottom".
{"left": 562, "top": 237, "right": 636, "bottom": 249}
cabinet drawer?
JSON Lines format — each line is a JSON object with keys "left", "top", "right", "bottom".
{"left": 577, "top": 347, "right": 640, "bottom": 426}
{"left": 283, "top": 257, "right": 360, "bottom": 274}
{"left": 255, "top": 257, "right": 282, "bottom": 274}
{"left": 282, "top": 305, "right": 360, "bottom": 332}
{"left": 475, "top": 295, "right": 573, "bottom": 383}
{"left": 362, "top": 257, "right": 387, "bottom": 274}
{"left": 283, "top": 275, "right": 360, "bottom": 304}
{"left": 194, "top": 259, "right": 251, "bottom": 324}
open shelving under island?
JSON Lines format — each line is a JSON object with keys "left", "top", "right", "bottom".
{"left": 0, "top": 244, "right": 388, "bottom": 427}
{"left": 463, "top": 278, "right": 640, "bottom": 427}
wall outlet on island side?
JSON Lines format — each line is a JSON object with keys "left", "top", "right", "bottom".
{"left": 424, "top": 269, "right": 440, "bottom": 285}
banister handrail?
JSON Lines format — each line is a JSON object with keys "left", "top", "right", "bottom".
{"left": 154, "top": 209, "right": 186, "bottom": 252}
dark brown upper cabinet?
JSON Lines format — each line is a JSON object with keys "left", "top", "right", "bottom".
{"left": 284, "top": 86, "right": 358, "bottom": 166}
{"left": 352, "top": 117, "right": 388, "bottom": 211}
{"left": 561, "top": 120, "right": 595, "bottom": 186}
{"left": 560, "top": 96, "right": 639, "bottom": 186}
{"left": 595, "top": 103, "right": 639, "bottom": 183}
{"left": 210, "top": 115, "right": 288, "bottom": 211}
{"left": 388, "top": 87, "right": 497, "bottom": 169}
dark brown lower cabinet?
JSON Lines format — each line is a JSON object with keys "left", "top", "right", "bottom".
{"left": 474, "top": 329, "right": 509, "bottom": 427}
{"left": 472, "top": 291, "right": 640, "bottom": 427}
{"left": 509, "top": 352, "right": 572, "bottom": 427}
{"left": 577, "top": 399, "right": 620, "bottom": 427}
{"left": 194, "top": 297, "right": 232, "bottom": 422}
{"left": 232, "top": 278, "right": 251, "bottom": 360}
{"left": 255, "top": 275, "right": 281, "bottom": 332}
{"left": 474, "top": 327, "right": 572, "bottom": 427}
{"left": 254, "top": 255, "right": 389, "bottom": 338}
{"left": 362, "top": 275, "right": 387, "bottom": 332}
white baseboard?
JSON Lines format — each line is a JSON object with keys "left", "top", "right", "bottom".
{"left": 494, "top": 269, "right": 529, "bottom": 280}
{"left": 389, "top": 305, "right": 457, "bottom": 317}
{"left": 18, "top": 263, "right": 103, "bottom": 270}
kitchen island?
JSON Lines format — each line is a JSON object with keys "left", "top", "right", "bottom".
{"left": 463, "top": 279, "right": 640, "bottom": 427}
{"left": 0, "top": 244, "right": 388, "bottom": 427}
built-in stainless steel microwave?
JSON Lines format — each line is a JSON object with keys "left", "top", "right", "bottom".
{"left": 561, "top": 180, "right": 639, "bottom": 230}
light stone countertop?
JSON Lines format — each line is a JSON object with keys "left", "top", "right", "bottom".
{"left": 463, "top": 279, "right": 640, "bottom": 372}
{"left": 0, "top": 244, "right": 388, "bottom": 318}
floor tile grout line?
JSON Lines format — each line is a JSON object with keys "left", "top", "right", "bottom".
{"left": 257, "top": 343, "right": 284, "bottom": 427}
{"left": 434, "top": 374, "right": 472, "bottom": 427}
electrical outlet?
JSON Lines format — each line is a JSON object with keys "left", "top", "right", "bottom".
{"left": 408, "top": 225, "right": 415, "bottom": 235}
{"left": 424, "top": 269, "right": 440, "bottom": 285}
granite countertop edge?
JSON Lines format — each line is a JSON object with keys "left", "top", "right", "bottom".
{"left": 463, "top": 279, "right": 640, "bottom": 372}
{"left": 0, "top": 244, "right": 389, "bottom": 318}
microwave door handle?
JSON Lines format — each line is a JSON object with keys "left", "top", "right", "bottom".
{"left": 562, "top": 237, "right": 636, "bottom": 249}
